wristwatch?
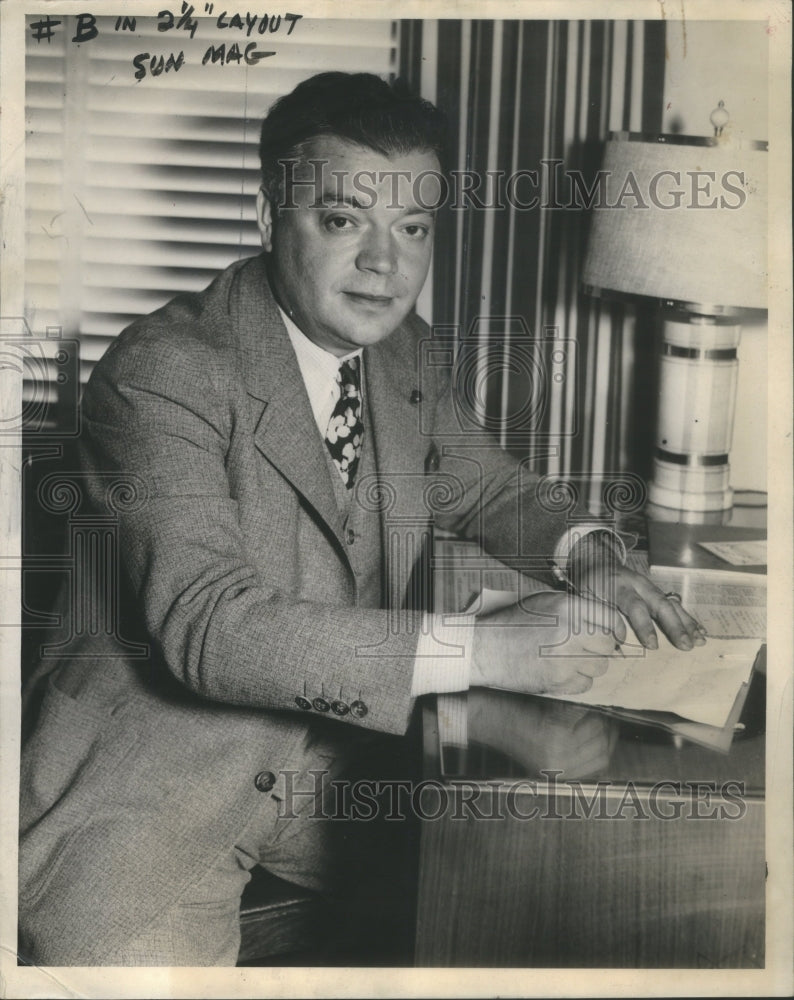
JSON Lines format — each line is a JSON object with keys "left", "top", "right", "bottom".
{"left": 549, "top": 525, "right": 627, "bottom": 591}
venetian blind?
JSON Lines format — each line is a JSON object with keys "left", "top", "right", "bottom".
{"left": 24, "top": 14, "right": 397, "bottom": 406}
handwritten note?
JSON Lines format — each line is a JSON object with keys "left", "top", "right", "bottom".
{"left": 28, "top": 7, "right": 304, "bottom": 81}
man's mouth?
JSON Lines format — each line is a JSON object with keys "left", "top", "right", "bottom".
{"left": 344, "top": 292, "right": 394, "bottom": 307}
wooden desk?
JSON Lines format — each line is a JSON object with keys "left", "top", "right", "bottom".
{"left": 414, "top": 537, "right": 766, "bottom": 968}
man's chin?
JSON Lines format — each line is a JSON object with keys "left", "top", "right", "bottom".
{"left": 339, "top": 303, "right": 413, "bottom": 346}
{"left": 347, "top": 322, "right": 404, "bottom": 349}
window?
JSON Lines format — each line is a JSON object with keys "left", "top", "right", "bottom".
{"left": 24, "top": 14, "right": 397, "bottom": 411}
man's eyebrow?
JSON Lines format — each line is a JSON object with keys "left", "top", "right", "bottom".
{"left": 313, "top": 188, "right": 437, "bottom": 214}
{"left": 316, "top": 189, "right": 367, "bottom": 209}
{"left": 402, "top": 206, "right": 438, "bottom": 217}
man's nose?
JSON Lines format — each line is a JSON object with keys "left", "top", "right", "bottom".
{"left": 355, "top": 228, "right": 398, "bottom": 275}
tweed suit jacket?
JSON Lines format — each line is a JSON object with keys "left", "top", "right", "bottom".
{"left": 19, "top": 252, "right": 575, "bottom": 962}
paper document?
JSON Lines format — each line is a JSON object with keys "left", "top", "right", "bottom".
{"left": 698, "top": 539, "right": 767, "bottom": 566}
{"left": 601, "top": 694, "right": 750, "bottom": 754}
{"left": 456, "top": 580, "right": 759, "bottom": 728}
{"left": 650, "top": 568, "right": 766, "bottom": 639}
{"left": 647, "top": 521, "right": 766, "bottom": 577}
{"left": 540, "top": 629, "right": 759, "bottom": 729}
{"left": 435, "top": 539, "right": 760, "bottom": 731}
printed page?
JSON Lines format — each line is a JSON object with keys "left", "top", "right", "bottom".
{"left": 651, "top": 567, "right": 767, "bottom": 638}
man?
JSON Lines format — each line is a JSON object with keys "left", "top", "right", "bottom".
{"left": 18, "top": 72, "right": 703, "bottom": 966}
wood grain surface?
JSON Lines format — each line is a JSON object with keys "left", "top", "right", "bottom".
{"left": 415, "top": 702, "right": 765, "bottom": 968}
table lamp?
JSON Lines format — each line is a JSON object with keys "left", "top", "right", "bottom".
{"left": 582, "top": 107, "right": 767, "bottom": 513}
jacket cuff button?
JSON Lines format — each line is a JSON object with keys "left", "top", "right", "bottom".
{"left": 312, "top": 696, "right": 330, "bottom": 712}
{"left": 295, "top": 696, "right": 312, "bottom": 711}
{"left": 350, "top": 699, "right": 368, "bottom": 719}
{"left": 331, "top": 699, "right": 350, "bottom": 716}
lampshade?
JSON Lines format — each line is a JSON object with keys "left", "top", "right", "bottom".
{"left": 582, "top": 132, "right": 768, "bottom": 311}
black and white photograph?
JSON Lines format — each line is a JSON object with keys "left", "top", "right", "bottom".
{"left": 0, "top": 0, "right": 791, "bottom": 996}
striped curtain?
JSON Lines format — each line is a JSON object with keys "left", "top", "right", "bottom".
{"left": 403, "top": 20, "right": 666, "bottom": 512}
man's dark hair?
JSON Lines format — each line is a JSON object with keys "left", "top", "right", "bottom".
{"left": 258, "top": 72, "right": 447, "bottom": 204}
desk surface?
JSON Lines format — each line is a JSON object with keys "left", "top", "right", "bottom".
{"left": 416, "top": 676, "right": 766, "bottom": 968}
{"left": 414, "top": 520, "right": 767, "bottom": 968}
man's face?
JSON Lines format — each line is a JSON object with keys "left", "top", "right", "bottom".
{"left": 257, "top": 135, "right": 440, "bottom": 356}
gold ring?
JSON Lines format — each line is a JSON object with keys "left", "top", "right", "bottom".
{"left": 665, "top": 591, "right": 682, "bottom": 603}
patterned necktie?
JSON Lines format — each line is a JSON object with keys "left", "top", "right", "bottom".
{"left": 324, "top": 356, "right": 364, "bottom": 489}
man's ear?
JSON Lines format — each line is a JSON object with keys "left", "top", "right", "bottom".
{"left": 256, "top": 188, "right": 274, "bottom": 252}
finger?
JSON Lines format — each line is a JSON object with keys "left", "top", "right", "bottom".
{"left": 582, "top": 634, "right": 625, "bottom": 657}
{"left": 577, "top": 655, "right": 609, "bottom": 679}
{"left": 610, "top": 610, "right": 627, "bottom": 644}
{"left": 626, "top": 578, "right": 707, "bottom": 649}
{"left": 574, "top": 752, "right": 610, "bottom": 780}
{"left": 662, "top": 597, "right": 707, "bottom": 647}
{"left": 574, "top": 739, "right": 607, "bottom": 774}
{"left": 558, "top": 703, "right": 591, "bottom": 726}
{"left": 544, "top": 656, "right": 607, "bottom": 692}
{"left": 572, "top": 710, "right": 605, "bottom": 739}
{"left": 646, "top": 591, "right": 701, "bottom": 650}
{"left": 620, "top": 594, "right": 659, "bottom": 650}
{"left": 668, "top": 598, "right": 707, "bottom": 643}
{"left": 552, "top": 630, "right": 617, "bottom": 658}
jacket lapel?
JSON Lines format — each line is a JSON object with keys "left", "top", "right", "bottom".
{"left": 231, "top": 255, "right": 345, "bottom": 545}
{"left": 230, "top": 255, "right": 433, "bottom": 562}
{"left": 364, "top": 325, "right": 435, "bottom": 610}
{"left": 363, "top": 329, "right": 428, "bottom": 488}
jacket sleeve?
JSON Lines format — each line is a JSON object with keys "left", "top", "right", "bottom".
{"left": 79, "top": 327, "right": 420, "bottom": 736}
{"left": 426, "top": 353, "right": 587, "bottom": 587}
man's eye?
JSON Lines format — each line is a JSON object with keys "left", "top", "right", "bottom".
{"left": 402, "top": 224, "right": 430, "bottom": 239}
{"left": 324, "top": 216, "right": 355, "bottom": 232}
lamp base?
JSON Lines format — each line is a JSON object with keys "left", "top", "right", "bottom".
{"left": 649, "top": 306, "right": 741, "bottom": 514}
{"left": 648, "top": 477, "right": 734, "bottom": 513}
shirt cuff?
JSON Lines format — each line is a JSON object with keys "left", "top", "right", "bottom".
{"left": 549, "top": 524, "right": 627, "bottom": 587}
{"left": 411, "top": 612, "right": 476, "bottom": 696}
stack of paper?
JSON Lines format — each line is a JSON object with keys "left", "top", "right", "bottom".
{"left": 539, "top": 628, "right": 760, "bottom": 730}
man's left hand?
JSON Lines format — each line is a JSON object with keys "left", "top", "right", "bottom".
{"left": 570, "top": 534, "right": 707, "bottom": 651}
{"left": 592, "top": 564, "right": 706, "bottom": 650}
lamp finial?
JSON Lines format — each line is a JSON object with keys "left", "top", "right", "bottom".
{"left": 710, "top": 100, "right": 730, "bottom": 137}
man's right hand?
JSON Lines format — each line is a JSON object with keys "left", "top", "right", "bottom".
{"left": 470, "top": 591, "right": 624, "bottom": 696}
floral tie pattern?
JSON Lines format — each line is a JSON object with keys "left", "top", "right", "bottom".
{"left": 324, "top": 356, "right": 363, "bottom": 488}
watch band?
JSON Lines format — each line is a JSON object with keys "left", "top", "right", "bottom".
{"left": 549, "top": 525, "right": 627, "bottom": 589}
